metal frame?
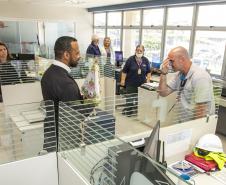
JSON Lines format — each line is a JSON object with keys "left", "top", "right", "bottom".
{"left": 93, "top": 2, "right": 226, "bottom": 77}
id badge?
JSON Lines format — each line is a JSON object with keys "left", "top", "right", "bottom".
{"left": 138, "top": 68, "right": 141, "bottom": 74}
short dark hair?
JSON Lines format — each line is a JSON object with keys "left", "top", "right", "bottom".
{"left": 0, "top": 41, "right": 12, "bottom": 60}
{"left": 54, "top": 36, "right": 77, "bottom": 60}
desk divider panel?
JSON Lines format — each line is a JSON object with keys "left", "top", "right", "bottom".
{"left": 58, "top": 101, "right": 190, "bottom": 185}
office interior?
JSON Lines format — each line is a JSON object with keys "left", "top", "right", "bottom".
{"left": 1, "top": 0, "right": 226, "bottom": 185}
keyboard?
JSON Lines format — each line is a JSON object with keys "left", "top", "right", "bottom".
{"left": 211, "top": 168, "right": 226, "bottom": 185}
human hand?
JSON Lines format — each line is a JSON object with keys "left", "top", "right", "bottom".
{"left": 161, "top": 58, "right": 170, "bottom": 75}
{"left": 120, "top": 81, "right": 125, "bottom": 87}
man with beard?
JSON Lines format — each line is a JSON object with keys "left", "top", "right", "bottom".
{"left": 41, "top": 36, "right": 84, "bottom": 152}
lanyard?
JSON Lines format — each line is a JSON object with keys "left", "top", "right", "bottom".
{"left": 136, "top": 58, "right": 142, "bottom": 68}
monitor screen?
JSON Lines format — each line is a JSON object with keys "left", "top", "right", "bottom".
{"left": 143, "top": 120, "right": 160, "bottom": 161}
{"left": 115, "top": 51, "right": 123, "bottom": 67}
{"left": 151, "top": 62, "right": 161, "bottom": 69}
{"left": 115, "top": 51, "right": 123, "bottom": 61}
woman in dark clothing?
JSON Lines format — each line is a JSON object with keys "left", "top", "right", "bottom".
{"left": 120, "top": 45, "right": 151, "bottom": 116}
{"left": 0, "top": 42, "right": 33, "bottom": 102}
{"left": 0, "top": 42, "right": 34, "bottom": 84}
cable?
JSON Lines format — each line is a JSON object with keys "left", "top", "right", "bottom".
{"left": 89, "top": 157, "right": 109, "bottom": 185}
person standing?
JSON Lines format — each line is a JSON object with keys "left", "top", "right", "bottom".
{"left": 101, "top": 37, "right": 114, "bottom": 59}
{"left": 158, "top": 46, "right": 215, "bottom": 121}
{"left": 86, "top": 34, "right": 101, "bottom": 57}
{"left": 120, "top": 45, "right": 151, "bottom": 116}
{"left": 41, "top": 36, "right": 83, "bottom": 152}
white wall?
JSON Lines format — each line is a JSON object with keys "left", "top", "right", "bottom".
{"left": 0, "top": 2, "right": 93, "bottom": 53}
{"left": 0, "top": 153, "right": 58, "bottom": 185}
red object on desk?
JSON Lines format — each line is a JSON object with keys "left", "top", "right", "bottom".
{"left": 185, "top": 153, "right": 217, "bottom": 172}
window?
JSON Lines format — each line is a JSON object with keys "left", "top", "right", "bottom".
{"left": 164, "top": 30, "right": 190, "bottom": 57}
{"left": 94, "top": 13, "right": 106, "bottom": 26}
{"left": 142, "top": 29, "right": 162, "bottom": 63}
{"left": 94, "top": 29, "right": 105, "bottom": 47}
{"left": 107, "top": 12, "right": 121, "bottom": 26}
{"left": 197, "top": 4, "right": 226, "bottom": 27}
{"left": 44, "top": 22, "right": 75, "bottom": 58}
{"left": 167, "top": 6, "right": 193, "bottom": 26}
{"left": 193, "top": 31, "right": 226, "bottom": 76}
{"left": 143, "top": 8, "right": 164, "bottom": 26}
{"left": 107, "top": 29, "right": 121, "bottom": 51}
{"left": 123, "top": 29, "right": 140, "bottom": 58}
{"left": 123, "top": 10, "right": 140, "bottom": 26}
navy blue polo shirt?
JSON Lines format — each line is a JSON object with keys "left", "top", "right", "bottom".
{"left": 86, "top": 43, "right": 101, "bottom": 56}
{"left": 122, "top": 55, "right": 151, "bottom": 87}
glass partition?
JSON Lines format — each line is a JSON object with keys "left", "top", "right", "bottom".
{"left": 0, "top": 21, "right": 20, "bottom": 53}
{"left": 0, "top": 100, "right": 56, "bottom": 165}
{"left": 58, "top": 101, "right": 191, "bottom": 185}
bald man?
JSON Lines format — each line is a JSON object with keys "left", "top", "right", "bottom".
{"left": 158, "top": 46, "right": 215, "bottom": 120}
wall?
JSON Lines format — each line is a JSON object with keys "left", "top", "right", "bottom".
{"left": 0, "top": 2, "right": 93, "bottom": 53}
{"left": 0, "top": 153, "right": 58, "bottom": 185}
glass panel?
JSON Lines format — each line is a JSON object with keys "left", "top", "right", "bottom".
{"left": 44, "top": 22, "right": 75, "bottom": 58}
{"left": 142, "top": 29, "right": 162, "bottom": 63}
{"left": 19, "top": 21, "right": 38, "bottom": 54}
{"left": 197, "top": 4, "right": 226, "bottom": 27}
{"left": 107, "top": 12, "right": 121, "bottom": 26}
{"left": 94, "top": 28, "right": 105, "bottom": 48}
{"left": 164, "top": 30, "right": 190, "bottom": 58}
{"left": 0, "top": 21, "right": 20, "bottom": 53}
{"left": 123, "top": 29, "right": 140, "bottom": 58}
{"left": 193, "top": 31, "right": 226, "bottom": 76}
{"left": 123, "top": 10, "right": 140, "bottom": 26}
{"left": 107, "top": 29, "right": 121, "bottom": 51}
{"left": 143, "top": 8, "right": 164, "bottom": 26}
{"left": 167, "top": 6, "right": 193, "bottom": 26}
{"left": 94, "top": 13, "right": 106, "bottom": 26}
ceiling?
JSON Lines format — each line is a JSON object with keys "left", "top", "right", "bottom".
{"left": 0, "top": 0, "right": 148, "bottom": 8}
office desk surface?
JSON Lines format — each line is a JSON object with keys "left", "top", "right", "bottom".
{"left": 9, "top": 109, "right": 44, "bottom": 131}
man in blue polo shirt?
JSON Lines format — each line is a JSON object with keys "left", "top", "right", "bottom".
{"left": 120, "top": 45, "right": 151, "bottom": 116}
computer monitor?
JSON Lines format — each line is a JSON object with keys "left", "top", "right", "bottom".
{"left": 18, "top": 54, "right": 35, "bottom": 60}
{"left": 151, "top": 62, "right": 161, "bottom": 69}
{"left": 115, "top": 51, "right": 123, "bottom": 67}
{"left": 143, "top": 120, "right": 160, "bottom": 162}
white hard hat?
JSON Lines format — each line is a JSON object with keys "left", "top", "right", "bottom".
{"left": 195, "top": 134, "right": 223, "bottom": 153}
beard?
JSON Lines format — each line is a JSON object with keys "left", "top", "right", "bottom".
{"left": 68, "top": 55, "right": 80, "bottom": 67}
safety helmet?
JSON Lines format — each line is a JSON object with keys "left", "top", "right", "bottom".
{"left": 195, "top": 134, "right": 223, "bottom": 153}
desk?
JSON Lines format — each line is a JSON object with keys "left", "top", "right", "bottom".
{"left": 9, "top": 108, "right": 44, "bottom": 158}
{"left": 137, "top": 87, "right": 177, "bottom": 127}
